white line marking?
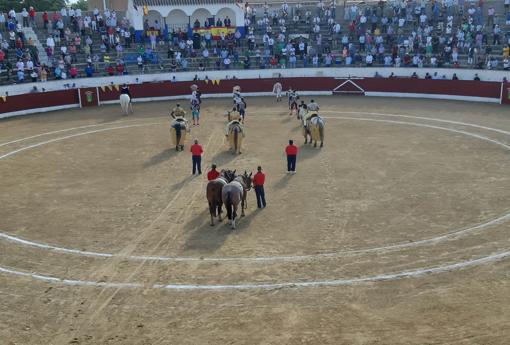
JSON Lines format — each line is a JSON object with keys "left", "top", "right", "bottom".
{"left": 1, "top": 211, "right": 510, "bottom": 262}
{"left": 0, "top": 122, "right": 164, "bottom": 160}
{"left": 0, "top": 119, "right": 146, "bottom": 148}
{"left": 1, "top": 115, "right": 510, "bottom": 262}
{"left": 323, "top": 111, "right": 510, "bottom": 138}
{"left": 1, "top": 250, "right": 509, "bottom": 290}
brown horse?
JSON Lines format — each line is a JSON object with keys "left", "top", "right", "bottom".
{"left": 206, "top": 169, "right": 236, "bottom": 226}
{"left": 221, "top": 171, "right": 252, "bottom": 229}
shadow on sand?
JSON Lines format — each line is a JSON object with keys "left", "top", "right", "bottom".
{"left": 142, "top": 148, "right": 178, "bottom": 168}
{"left": 209, "top": 149, "right": 239, "bottom": 167}
{"left": 181, "top": 207, "right": 260, "bottom": 253}
{"left": 273, "top": 173, "right": 294, "bottom": 190}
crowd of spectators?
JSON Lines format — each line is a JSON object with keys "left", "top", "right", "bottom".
{"left": 0, "top": 0, "right": 509, "bottom": 85}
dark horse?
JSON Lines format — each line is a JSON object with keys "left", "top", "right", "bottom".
{"left": 206, "top": 169, "right": 236, "bottom": 226}
{"left": 222, "top": 171, "right": 252, "bottom": 229}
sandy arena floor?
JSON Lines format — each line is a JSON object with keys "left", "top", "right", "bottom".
{"left": 0, "top": 96, "right": 509, "bottom": 345}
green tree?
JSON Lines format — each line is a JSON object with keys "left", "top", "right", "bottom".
{"left": 73, "top": 0, "right": 88, "bottom": 11}
{"left": 0, "top": 0, "right": 68, "bottom": 12}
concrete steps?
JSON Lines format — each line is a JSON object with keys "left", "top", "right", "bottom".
{"left": 23, "top": 27, "right": 48, "bottom": 64}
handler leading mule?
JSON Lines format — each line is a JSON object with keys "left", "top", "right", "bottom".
{"left": 221, "top": 171, "right": 252, "bottom": 229}
{"left": 206, "top": 169, "right": 236, "bottom": 226}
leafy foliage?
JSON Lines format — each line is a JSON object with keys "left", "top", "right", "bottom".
{"left": 0, "top": 0, "right": 71, "bottom": 12}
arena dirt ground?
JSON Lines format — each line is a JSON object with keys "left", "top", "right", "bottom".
{"left": 0, "top": 96, "right": 509, "bottom": 345}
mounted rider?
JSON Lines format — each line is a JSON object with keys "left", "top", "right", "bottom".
{"left": 225, "top": 116, "right": 246, "bottom": 138}
{"left": 303, "top": 99, "right": 320, "bottom": 128}
{"left": 120, "top": 83, "right": 132, "bottom": 102}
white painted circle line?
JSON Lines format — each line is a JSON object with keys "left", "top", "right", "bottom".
{"left": 0, "top": 122, "right": 165, "bottom": 160}
{"left": 1, "top": 115, "right": 510, "bottom": 262}
{"left": 0, "top": 118, "right": 147, "bottom": 148}
{"left": 1, "top": 250, "right": 509, "bottom": 290}
{"left": 1, "top": 210, "right": 510, "bottom": 262}
{"left": 326, "top": 111, "right": 510, "bottom": 138}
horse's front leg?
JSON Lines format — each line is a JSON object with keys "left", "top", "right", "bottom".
{"left": 241, "top": 198, "right": 245, "bottom": 217}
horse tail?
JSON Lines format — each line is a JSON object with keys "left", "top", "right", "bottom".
{"left": 234, "top": 127, "right": 238, "bottom": 152}
{"left": 225, "top": 191, "right": 233, "bottom": 220}
{"left": 175, "top": 125, "right": 182, "bottom": 145}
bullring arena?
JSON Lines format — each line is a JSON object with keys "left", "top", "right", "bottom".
{"left": 1, "top": 73, "right": 510, "bottom": 344}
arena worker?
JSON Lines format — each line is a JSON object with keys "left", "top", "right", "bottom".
{"left": 207, "top": 164, "right": 220, "bottom": 181}
{"left": 285, "top": 140, "right": 298, "bottom": 174}
{"left": 252, "top": 166, "right": 267, "bottom": 208}
{"left": 190, "top": 139, "right": 203, "bottom": 175}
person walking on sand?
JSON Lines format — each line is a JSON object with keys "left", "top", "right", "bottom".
{"left": 285, "top": 139, "right": 298, "bottom": 174}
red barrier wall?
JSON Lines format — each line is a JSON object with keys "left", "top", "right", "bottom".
{"left": 0, "top": 89, "right": 79, "bottom": 114}
{"left": 0, "top": 77, "right": 506, "bottom": 117}
{"left": 501, "top": 83, "right": 510, "bottom": 105}
{"left": 357, "top": 78, "right": 501, "bottom": 98}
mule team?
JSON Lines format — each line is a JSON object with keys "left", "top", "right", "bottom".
{"left": 118, "top": 83, "right": 325, "bottom": 229}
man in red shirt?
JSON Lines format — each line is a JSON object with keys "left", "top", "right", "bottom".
{"left": 207, "top": 164, "right": 220, "bottom": 180}
{"left": 252, "top": 166, "right": 266, "bottom": 208}
{"left": 190, "top": 139, "right": 203, "bottom": 175}
{"left": 42, "top": 11, "right": 49, "bottom": 29}
{"left": 285, "top": 139, "right": 298, "bottom": 174}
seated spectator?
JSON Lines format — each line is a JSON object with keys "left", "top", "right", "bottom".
{"left": 69, "top": 65, "right": 78, "bottom": 78}
{"left": 106, "top": 64, "right": 115, "bottom": 76}
{"left": 116, "top": 63, "right": 124, "bottom": 75}
{"left": 16, "top": 69, "right": 24, "bottom": 83}
{"left": 30, "top": 69, "right": 37, "bottom": 82}
{"left": 85, "top": 64, "right": 94, "bottom": 77}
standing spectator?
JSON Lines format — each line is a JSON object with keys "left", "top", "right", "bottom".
{"left": 207, "top": 164, "right": 220, "bottom": 180}
{"left": 0, "top": 12, "right": 5, "bottom": 30}
{"left": 28, "top": 7, "right": 35, "bottom": 27}
{"left": 21, "top": 8, "right": 29, "bottom": 27}
{"left": 285, "top": 139, "right": 298, "bottom": 174}
{"left": 42, "top": 11, "right": 49, "bottom": 29}
{"left": 252, "top": 166, "right": 266, "bottom": 208}
{"left": 190, "top": 139, "right": 203, "bottom": 175}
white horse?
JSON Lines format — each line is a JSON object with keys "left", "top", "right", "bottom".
{"left": 120, "top": 94, "right": 133, "bottom": 115}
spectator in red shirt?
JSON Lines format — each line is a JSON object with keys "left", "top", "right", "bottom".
{"left": 190, "top": 139, "right": 203, "bottom": 175}
{"left": 42, "top": 11, "right": 49, "bottom": 29}
{"left": 207, "top": 164, "right": 220, "bottom": 180}
{"left": 106, "top": 64, "right": 114, "bottom": 76}
{"left": 252, "top": 166, "right": 266, "bottom": 208}
{"left": 116, "top": 63, "right": 124, "bottom": 75}
{"left": 285, "top": 139, "right": 298, "bottom": 174}
{"left": 29, "top": 7, "right": 36, "bottom": 27}
{"left": 69, "top": 65, "right": 77, "bottom": 78}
